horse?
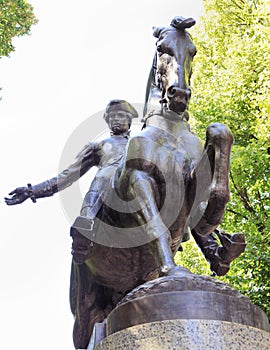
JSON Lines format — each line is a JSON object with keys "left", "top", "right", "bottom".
{"left": 70, "top": 16, "right": 237, "bottom": 349}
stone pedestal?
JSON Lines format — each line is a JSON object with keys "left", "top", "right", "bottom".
{"left": 89, "top": 274, "right": 270, "bottom": 349}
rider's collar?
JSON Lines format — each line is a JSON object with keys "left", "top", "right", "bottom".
{"left": 110, "top": 130, "right": 130, "bottom": 138}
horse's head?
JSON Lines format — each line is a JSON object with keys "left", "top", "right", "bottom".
{"left": 145, "top": 16, "right": 197, "bottom": 117}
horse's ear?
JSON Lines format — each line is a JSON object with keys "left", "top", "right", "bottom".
{"left": 152, "top": 26, "right": 165, "bottom": 38}
{"left": 171, "top": 16, "right": 196, "bottom": 30}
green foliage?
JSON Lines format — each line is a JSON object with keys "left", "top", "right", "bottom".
{"left": 175, "top": 237, "right": 211, "bottom": 276}
{"left": 182, "top": 0, "right": 270, "bottom": 318}
{"left": 0, "top": 0, "right": 37, "bottom": 57}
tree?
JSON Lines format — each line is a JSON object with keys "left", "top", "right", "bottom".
{"left": 179, "top": 0, "right": 270, "bottom": 318}
{"left": 0, "top": 0, "right": 37, "bottom": 58}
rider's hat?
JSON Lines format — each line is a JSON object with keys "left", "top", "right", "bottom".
{"left": 103, "top": 99, "right": 138, "bottom": 125}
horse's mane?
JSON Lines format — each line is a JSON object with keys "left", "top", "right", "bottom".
{"left": 143, "top": 54, "right": 157, "bottom": 117}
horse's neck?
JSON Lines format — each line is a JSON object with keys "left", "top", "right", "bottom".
{"left": 147, "top": 114, "right": 190, "bottom": 138}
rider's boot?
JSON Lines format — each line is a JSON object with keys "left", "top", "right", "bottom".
{"left": 70, "top": 223, "right": 94, "bottom": 264}
{"left": 191, "top": 228, "right": 246, "bottom": 276}
{"left": 71, "top": 202, "right": 97, "bottom": 250}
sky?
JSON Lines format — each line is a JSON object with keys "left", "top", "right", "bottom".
{"left": 0, "top": 1, "right": 203, "bottom": 348}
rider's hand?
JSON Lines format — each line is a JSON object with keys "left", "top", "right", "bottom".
{"left": 5, "top": 187, "right": 31, "bottom": 205}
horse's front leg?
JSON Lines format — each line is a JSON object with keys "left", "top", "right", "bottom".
{"left": 191, "top": 122, "right": 233, "bottom": 236}
{"left": 118, "top": 169, "right": 188, "bottom": 276}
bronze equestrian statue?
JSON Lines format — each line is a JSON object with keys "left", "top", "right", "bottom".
{"left": 5, "top": 16, "right": 246, "bottom": 349}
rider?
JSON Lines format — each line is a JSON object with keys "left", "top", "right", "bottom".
{"left": 5, "top": 99, "right": 139, "bottom": 262}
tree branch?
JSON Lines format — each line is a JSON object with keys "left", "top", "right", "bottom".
{"left": 230, "top": 171, "right": 255, "bottom": 214}
{"left": 226, "top": 208, "right": 248, "bottom": 219}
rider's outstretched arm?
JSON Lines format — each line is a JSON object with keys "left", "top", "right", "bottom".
{"left": 5, "top": 142, "right": 99, "bottom": 206}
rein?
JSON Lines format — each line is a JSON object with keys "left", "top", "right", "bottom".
{"left": 141, "top": 108, "right": 189, "bottom": 130}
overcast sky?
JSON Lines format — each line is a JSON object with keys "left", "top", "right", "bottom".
{"left": 0, "top": 1, "right": 203, "bottom": 348}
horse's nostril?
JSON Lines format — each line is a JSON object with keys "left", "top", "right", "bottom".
{"left": 167, "top": 87, "right": 190, "bottom": 100}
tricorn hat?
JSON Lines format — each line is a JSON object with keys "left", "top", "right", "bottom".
{"left": 103, "top": 99, "right": 139, "bottom": 124}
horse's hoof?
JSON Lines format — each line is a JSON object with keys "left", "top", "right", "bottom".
{"left": 216, "top": 231, "right": 246, "bottom": 262}
{"left": 209, "top": 234, "right": 246, "bottom": 277}
{"left": 210, "top": 258, "right": 230, "bottom": 276}
{"left": 162, "top": 265, "right": 192, "bottom": 277}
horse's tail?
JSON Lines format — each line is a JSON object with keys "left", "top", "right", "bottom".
{"left": 70, "top": 259, "right": 109, "bottom": 349}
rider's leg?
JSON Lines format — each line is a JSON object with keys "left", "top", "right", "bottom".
{"left": 70, "top": 182, "right": 102, "bottom": 263}
{"left": 70, "top": 190, "right": 98, "bottom": 264}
